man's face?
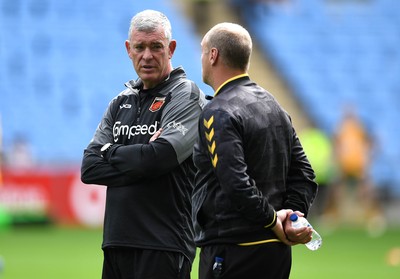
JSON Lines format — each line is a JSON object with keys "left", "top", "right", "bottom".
{"left": 126, "top": 26, "right": 176, "bottom": 89}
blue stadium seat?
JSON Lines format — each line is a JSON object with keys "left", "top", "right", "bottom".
{"left": 0, "top": 0, "right": 205, "bottom": 164}
{"left": 239, "top": 0, "right": 400, "bottom": 195}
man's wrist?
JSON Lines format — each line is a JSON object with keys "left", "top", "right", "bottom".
{"left": 101, "top": 143, "right": 113, "bottom": 158}
{"left": 264, "top": 210, "right": 277, "bottom": 229}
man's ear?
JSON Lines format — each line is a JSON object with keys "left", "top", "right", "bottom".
{"left": 210, "top": 48, "right": 218, "bottom": 66}
{"left": 168, "top": 40, "right": 177, "bottom": 58}
{"left": 125, "top": 40, "right": 132, "bottom": 59}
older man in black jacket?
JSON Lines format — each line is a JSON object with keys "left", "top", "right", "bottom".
{"left": 81, "top": 10, "right": 205, "bottom": 279}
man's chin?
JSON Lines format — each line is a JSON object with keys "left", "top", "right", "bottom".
{"left": 139, "top": 75, "right": 160, "bottom": 89}
{"left": 140, "top": 73, "right": 157, "bottom": 82}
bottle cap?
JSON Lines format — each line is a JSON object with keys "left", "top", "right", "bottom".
{"left": 215, "top": 257, "right": 224, "bottom": 263}
{"left": 290, "top": 214, "right": 299, "bottom": 222}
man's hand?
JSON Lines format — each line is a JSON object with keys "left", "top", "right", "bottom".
{"left": 149, "top": 128, "right": 163, "bottom": 142}
{"left": 284, "top": 211, "right": 313, "bottom": 245}
{"left": 271, "top": 209, "right": 296, "bottom": 246}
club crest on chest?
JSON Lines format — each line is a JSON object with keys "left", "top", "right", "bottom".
{"left": 149, "top": 97, "right": 166, "bottom": 112}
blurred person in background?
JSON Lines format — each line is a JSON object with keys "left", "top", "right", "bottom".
{"left": 190, "top": 0, "right": 215, "bottom": 34}
{"left": 299, "top": 124, "right": 335, "bottom": 219}
{"left": 327, "top": 106, "right": 383, "bottom": 229}
{"left": 5, "top": 135, "right": 35, "bottom": 170}
{"left": 81, "top": 10, "right": 205, "bottom": 279}
{"left": 192, "top": 22, "right": 318, "bottom": 279}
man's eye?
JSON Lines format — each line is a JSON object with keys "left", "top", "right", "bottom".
{"left": 134, "top": 45, "right": 144, "bottom": 51}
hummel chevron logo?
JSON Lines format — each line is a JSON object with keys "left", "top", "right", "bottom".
{"left": 203, "top": 115, "right": 214, "bottom": 129}
{"left": 205, "top": 128, "right": 214, "bottom": 142}
{"left": 203, "top": 116, "right": 218, "bottom": 168}
{"left": 208, "top": 141, "right": 216, "bottom": 154}
{"left": 211, "top": 153, "right": 218, "bottom": 168}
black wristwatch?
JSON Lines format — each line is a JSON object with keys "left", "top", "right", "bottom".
{"left": 100, "top": 143, "right": 113, "bottom": 158}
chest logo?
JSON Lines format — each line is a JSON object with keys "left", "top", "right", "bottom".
{"left": 149, "top": 97, "right": 166, "bottom": 112}
{"left": 120, "top": 104, "right": 132, "bottom": 109}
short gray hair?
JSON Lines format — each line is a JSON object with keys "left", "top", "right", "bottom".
{"left": 204, "top": 22, "right": 252, "bottom": 71}
{"left": 128, "top": 10, "right": 172, "bottom": 42}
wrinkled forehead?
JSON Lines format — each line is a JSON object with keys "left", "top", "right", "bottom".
{"left": 130, "top": 26, "right": 168, "bottom": 44}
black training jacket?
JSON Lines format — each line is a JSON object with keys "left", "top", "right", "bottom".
{"left": 192, "top": 75, "right": 318, "bottom": 246}
{"left": 81, "top": 67, "right": 206, "bottom": 263}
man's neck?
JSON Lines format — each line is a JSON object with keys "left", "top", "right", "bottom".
{"left": 213, "top": 71, "right": 248, "bottom": 96}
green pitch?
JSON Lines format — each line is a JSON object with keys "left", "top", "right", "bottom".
{"left": 0, "top": 226, "right": 399, "bottom": 279}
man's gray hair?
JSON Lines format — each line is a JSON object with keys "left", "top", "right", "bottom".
{"left": 128, "top": 10, "right": 172, "bottom": 42}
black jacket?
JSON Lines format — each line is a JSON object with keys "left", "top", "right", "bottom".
{"left": 81, "top": 67, "right": 206, "bottom": 262}
{"left": 192, "top": 75, "right": 317, "bottom": 246}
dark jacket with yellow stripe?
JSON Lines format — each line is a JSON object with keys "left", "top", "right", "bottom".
{"left": 192, "top": 75, "right": 318, "bottom": 246}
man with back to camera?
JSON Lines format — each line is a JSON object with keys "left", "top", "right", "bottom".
{"left": 81, "top": 10, "right": 206, "bottom": 279}
{"left": 192, "top": 22, "right": 318, "bottom": 279}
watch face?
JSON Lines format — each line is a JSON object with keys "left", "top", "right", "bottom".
{"left": 101, "top": 143, "right": 111, "bottom": 152}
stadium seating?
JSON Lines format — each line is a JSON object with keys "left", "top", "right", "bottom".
{"left": 236, "top": 0, "right": 400, "bottom": 194}
{"left": 1, "top": 0, "right": 399, "bottom": 195}
{"left": 0, "top": 0, "right": 206, "bottom": 164}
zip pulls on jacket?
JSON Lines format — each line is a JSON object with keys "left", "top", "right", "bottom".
{"left": 136, "top": 105, "right": 141, "bottom": 124}
{"left": 124, "top": 81, "right": 147, "bottom": 125}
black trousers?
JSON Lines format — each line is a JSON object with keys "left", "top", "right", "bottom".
{"left": 102, "top": 247, "right": 191, "bottom": 279}
{"left": 198, "top": 242, "right": 292, "bottom": 279}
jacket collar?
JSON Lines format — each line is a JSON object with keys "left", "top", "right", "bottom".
{"left": 214, "top": 74, "right": 249, "bottom": 97}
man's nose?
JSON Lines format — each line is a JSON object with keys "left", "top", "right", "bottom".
{"left": 143, "top": 47, "right": 153, "bottom": 60}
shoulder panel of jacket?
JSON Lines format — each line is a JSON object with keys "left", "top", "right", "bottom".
{"left": 157, "top": 68, "right": 206, "bottom": 163}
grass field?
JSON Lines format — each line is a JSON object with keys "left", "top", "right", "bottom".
{"left": 0, "top": 225, "right": 399, "bottom": 279}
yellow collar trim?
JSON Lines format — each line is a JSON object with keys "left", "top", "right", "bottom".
{"left": 214, "top": 74, "right": 249, "bottom": 97}
{"left": 238, "top": 239, "right": 281, "bottom": 246}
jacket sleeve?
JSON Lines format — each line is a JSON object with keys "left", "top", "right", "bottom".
{"left": 202, "top": 109, "right": 277, "bottom": 227}
{"left": 81, "top": 99, "right": 135, "bottom": 187}
{"left": 106, "top": 81, "right": 204, "bottom": 177}
{"left": 103, "top": 139, "right": 180, "bottom": 178}
{"left": 283, "top": 129, "right": 318, "bottom": 216}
